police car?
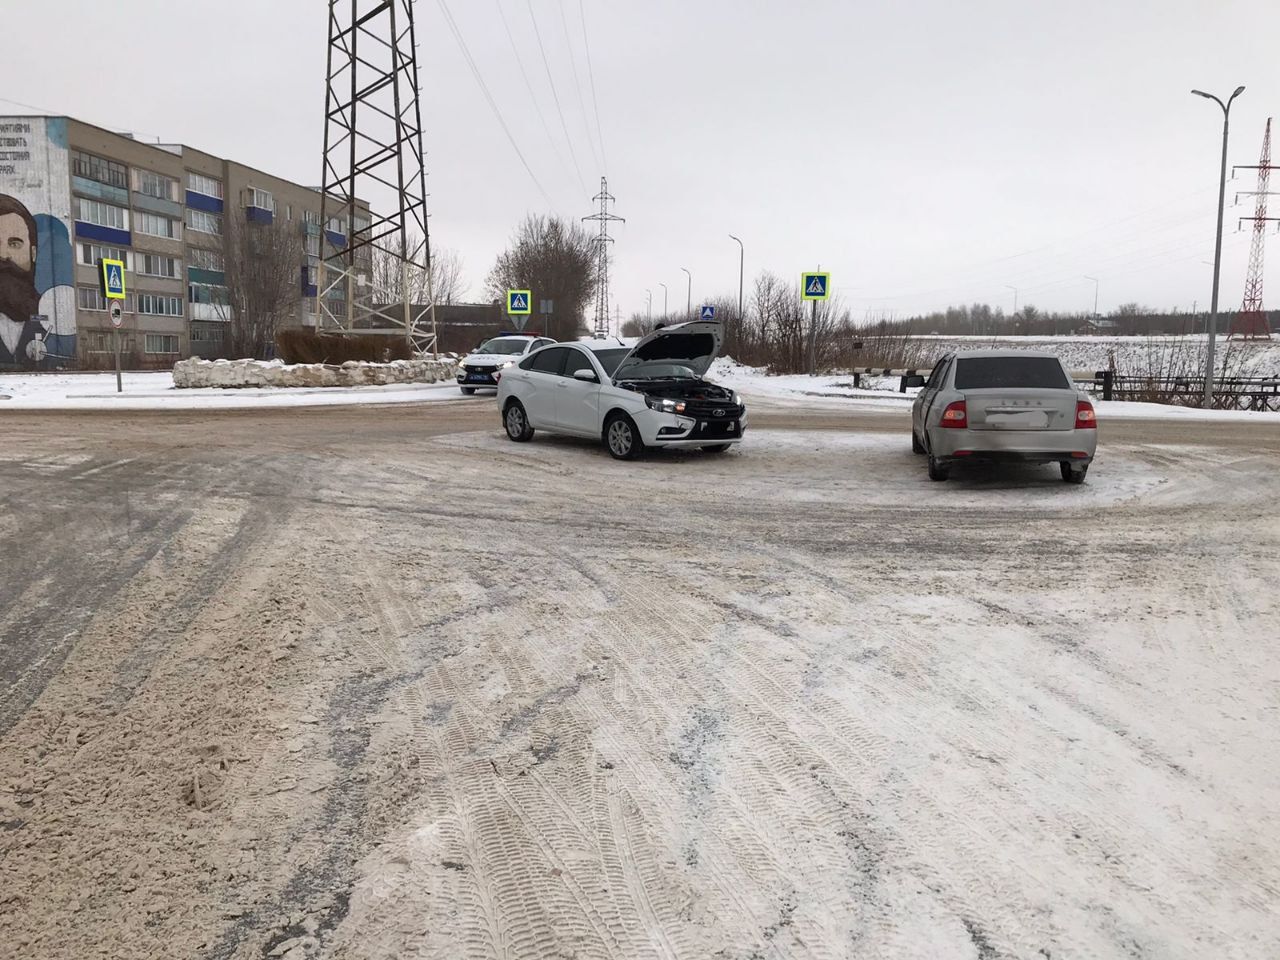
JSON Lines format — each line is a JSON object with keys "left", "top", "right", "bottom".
{"left": 455, "top": 335, "right": 555, "bottom": 394}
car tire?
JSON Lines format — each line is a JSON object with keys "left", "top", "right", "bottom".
{"left": 701, "top": 444, "right": 731, "bottom": 454}
{"left": 604, "top": 413, "right": 644, "bottom": 461}
{"left": 460, "top": 386, "right": 475, "bottom": 395}
{"left": 912, "top": 430, "right": 926, "bottom": 454}
{"left": 503, "top": 401, "right": 534, "bottom": 442}
{"left": 1061, "top": 461, "right": 1088, "bottom": 484}
{"left": 927, "top": 455, "right": 950, "bottom": 482}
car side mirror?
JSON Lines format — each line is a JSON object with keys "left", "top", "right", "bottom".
{"left": 573, "top": 368, "right": 598, "bottom": 382}
{"left": 903, "top": 374, "right": 926, "bottom": 389}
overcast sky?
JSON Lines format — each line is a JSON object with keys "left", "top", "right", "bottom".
{"left": 5, "top": 0, "right": 1280, "bottom": 323}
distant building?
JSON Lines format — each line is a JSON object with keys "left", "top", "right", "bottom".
{"left": 1076, "top": 318, "right": 1121, "bottom": 335}
{"left": 0, "top": 115, "right": 370, "bottom": 369}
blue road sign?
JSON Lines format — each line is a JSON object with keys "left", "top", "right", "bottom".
{"left": 100, "top": 258, "right": 127, "bottom": 299}
{"left": 507, "top": 289, "right": 531, "bottom": 315}
{"left": 699, "top": 305, "right": 716, "bottom": 321}
{"left": 801, "top": 272, "right": 830, "bottom": 301}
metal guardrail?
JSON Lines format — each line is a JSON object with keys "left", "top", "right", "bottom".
{"left": 867, "top": 367, "right": 1280, "bottom": 411}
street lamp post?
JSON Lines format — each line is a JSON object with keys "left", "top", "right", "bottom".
{"left": 680, "top": 267, "right": 691, "bottom": 318}
{"left": 1084, "top": 274, "right": 1100, "bottom": 324}
{"left": 659, "top": 282, "right": 668, "bottom": 318}
{"left": 1004, "top": 285, "right": 1018, "bottom": 335}
{"left": 1191, "top": 84, "right": 1246, "bottom": 408}
{"left": 729, "top": 234, "right": 744, "bottom": 323}
{"left": 646, "top": 288, "right": 652, "bottom": 322}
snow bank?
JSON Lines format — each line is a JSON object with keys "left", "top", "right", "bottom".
{"left": 172, "top": 357, "right": 457, "bottom": 389}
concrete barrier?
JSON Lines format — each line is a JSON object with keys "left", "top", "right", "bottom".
{"left": 173, "top": 357, "right": 458, "bottom": 389}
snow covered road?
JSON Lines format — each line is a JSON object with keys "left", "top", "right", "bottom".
{"left": 1, "top": 403, "right": 1277, "bottom": 959}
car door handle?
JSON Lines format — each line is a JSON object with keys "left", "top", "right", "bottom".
{"left": 556, "top": 382, "right": 568, "bottom": 389}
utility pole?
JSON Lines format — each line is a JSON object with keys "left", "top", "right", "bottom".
{"left": 729, "top": 235, "right": 744, "bottom": 323}
{"left": 583, "top": 177, "right": 624, "bottom": 338}
{"left": 1084, "top": 276, "right": 1099, "bottom": 319}
{"left": 680, "top": 267, "right": 691, "bottom": 318}
{"left": 1230, "top": 117, "right": 1279, "bottom": 339}
{"left": 1191, "top": 85, "right": 1246, "bottom": 407}
{"left": 318, "top": 0, "right": 436, "bottom": 355}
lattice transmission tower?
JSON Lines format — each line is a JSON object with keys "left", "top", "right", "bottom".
{"left": 583, "top": 178, "right": 624, "bottom": 337}
{"left": 317, "top": 0, "right": 437, "bottom": 354}
{"left": 1231, "top": 118, "right": 1279, "bottom": 340}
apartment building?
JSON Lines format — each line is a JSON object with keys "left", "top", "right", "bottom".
{"left": 0, "top": 116, "right": 370, "bottom": 368}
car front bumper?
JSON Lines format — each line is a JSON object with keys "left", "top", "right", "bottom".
{"left": 928, "top": 427, "right": 1096, "bottom": 463}
{"left": 457, "top": 368, "right": 501, "bottom": 386}
{"left": 637, "top": 409, "right": 748, "bottom": 446}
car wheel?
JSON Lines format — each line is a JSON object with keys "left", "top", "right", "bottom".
{"left": 604, "top": 413, "right": 644, "bottom": 461}
{"left": 460, "top": 386, "right": 475, "bottom": 395}
{"left": 912, "top": 430, "right": 926, "bottom": 454}
{"left": 503, "top": 401, "right": 534, "bottom": 442}
{"left": 701, "top": 444, "right": 731, "bottom": 454}
{"left": 1061, "top": 461, "right": 1088, "bottom": 484}
{"left": 927, "top": 455, "right": 950, "bottom": 482}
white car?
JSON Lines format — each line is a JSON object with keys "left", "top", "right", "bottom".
{"left": 496, "top": 321, "right": 746, "bottom": 459}
{"left": 456, "top": 335, "right": 555, "bottom": 394}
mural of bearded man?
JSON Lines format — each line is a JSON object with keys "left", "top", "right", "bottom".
{"left": 0, "top": 194, "right": 50, "bottom": 366}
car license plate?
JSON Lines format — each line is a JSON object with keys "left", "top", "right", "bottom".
{"left": 467, "top": 374, "right": 490, "bottom": 382}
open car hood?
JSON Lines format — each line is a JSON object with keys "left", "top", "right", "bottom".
{"left": 612, "top": 320, "right": 723, "bottom": 381}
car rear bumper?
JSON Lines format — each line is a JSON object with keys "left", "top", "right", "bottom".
{"left": 928, "top": 427, "right": 1096, "bottom": 463}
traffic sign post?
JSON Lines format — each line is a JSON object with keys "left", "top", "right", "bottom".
{"left": 110, "top": 301, "right": 123, "bottom": 393}
{"left": 801, "top": 272, "right": 830, "bottom": 376}
{"left": 699, "top": 305, "right": 716, "bottom": 321}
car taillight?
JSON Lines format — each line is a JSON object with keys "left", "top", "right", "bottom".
{"left": 1075, "top": 400, "right": 1096, "bottom": 429}
{"left": 939, "top": 400, "right": 967, "bottom": 428}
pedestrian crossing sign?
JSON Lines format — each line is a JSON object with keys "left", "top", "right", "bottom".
{"left": 700, "top": 305, "right": 716, "bottom": 321}
{"left": 801, "top": 272, "right": 829, "bottom": 301}
{"left": 100, "top": 258, "right": 127, "bottom": 300}
{"left": 507, "top": 289, "right": 532, "bottom": 315}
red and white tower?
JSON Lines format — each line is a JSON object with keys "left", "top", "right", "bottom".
{"left": 1231, "top": 119, "right": 1279, "bottom": 339}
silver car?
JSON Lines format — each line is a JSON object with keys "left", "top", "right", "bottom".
{"left": 910, "top": 350, "right": 1097, "bottom": 483}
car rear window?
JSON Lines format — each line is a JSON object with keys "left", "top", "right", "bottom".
{"left": 954, "top": 356, "right": 1070, "bottom": 390}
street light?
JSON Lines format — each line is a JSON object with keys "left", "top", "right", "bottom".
{"left": 1191, "top": 84, "right": 1246, "bottom": 408}
{"left": 659, "top": 282, "right": 668, "bottom": 318}
{"left": 1005, "top": 285, "right": 1018, "bottom": 334}
{"left": 729, "top": 234, "right": 744, "bottom": 323}
{"left": 645, "top": 288, "right": 652, "bottom": 321}
{"left": 680, "top": 267, "right": 691, "bottom": 318}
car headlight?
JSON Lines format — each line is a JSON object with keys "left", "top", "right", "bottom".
{"left": 645, "top": 396, "right": 686, "bottom": 414}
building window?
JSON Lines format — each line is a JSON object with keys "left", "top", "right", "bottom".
{"left": 188, "top": 282, "right": 229, "bottom": 305}
{"left": 137, "top": 294, "right": 183, "bottom": 317}
{"left": 188, "top": 247, "right": 225, "bottom": 272}
{"left": 247, "top": 187, "right": 274, "bottom": 211}
{"left": 186, "top": 210, "right": 223, "bottom": 235}
{"left": 145, "top": 334, "right": 180, "bottom": 355}
{"left": 71, "top": 150, "right": 128, "bottom": 189}
{"left": 303, "top": 235, "right": 320, "bottom": 258}
{"left": 76, "top": 198, "right": 128, "bottom": 230}
{"left": 136, "top": 169, "right": 177, "bottom": 201}
{"left": 78, "top": 287, "right": 134, "bottom": 312}
{"left": 135, "top": 212, "right": 181, "bottom": 240}
{"left": 191, "top": 327, "right": 225, "bottom": 344}
{"left": 285, "top": 204, "right": 292, "bottom": 221}
{"left": 136, "top": 253, "right": 181, "bottom": 279}
{"left": 325, "top": 215, "right": 344, "bottom": 233}
{"left": 78, "top": 243, "right": 129, "bottom": 269}
{"left": 84, "top": 331, "right": 113, "bottom": 353}
{"left": 187, "top": 172, "right": 223, "bottom": 199}
{"left": 304, "top": 210, "right": 320, "bottom": 226}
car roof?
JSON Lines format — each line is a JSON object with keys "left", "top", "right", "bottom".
{"left": 489, "top": 335, "right": 541, "bottom": 341}
{"left": 572, "top": 338, "right": 630, "bottom": 352}
{"left": 949, "top": 349, "right": 1064, "bottom": 360}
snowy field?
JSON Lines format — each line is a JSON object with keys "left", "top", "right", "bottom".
{"left": 0, "top": 370, "right": 466, "bottom": 410}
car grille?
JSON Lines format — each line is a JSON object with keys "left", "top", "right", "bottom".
{"left": 682, "top": 400, "right": 745, "bottom": 419}
{"left": 464, "top": 364, "right": 497, "bottom": 376}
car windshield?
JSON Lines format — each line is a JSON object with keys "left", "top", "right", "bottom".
{"left": 475, "top": 339, "right": 528, "bottom": 356}
{"left": 954, "top": 356, "right": 1070, "bottom": 390}
{"left": 616, "top": 360, "right": 701, "bottom": 381}
{"left": 590, "top": 348, "right": 631, "bottom": 376}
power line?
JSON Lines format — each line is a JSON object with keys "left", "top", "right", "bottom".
{"left": 525, "top": 0, "right": 587, "bottom": 196}
{"left": 555, "top": 0, "right": 600, "bottom": 173}
{"left": 577, "top": 0, "right": 607, "bottom": 174}
{"left": 435, "top": 0, "right": 555, "bottom": 206}
{"left": 494, "top": 0, "right": 576, "bottom": 194}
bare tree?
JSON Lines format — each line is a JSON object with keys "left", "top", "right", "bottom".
{"left": 485, "top": 214, "right": 597, "bottom": 340}
{"left": 369, "top": 234, "right": 467, "bottom": 306}
{"left": 222, "top": 217, "right": 303, "bottom": 359}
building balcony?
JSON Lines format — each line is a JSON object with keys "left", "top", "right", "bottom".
{"left": 72, "top": 176, "right": 128, "bottom": 206}
{"left": 185, "top": 191, "right": 224, "bottom": 214}
{"left": 189, "top": 302, "right": 231, "bottom": 322}
{"left": 245, "top": 206, "right": 274, "bottom": 225}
